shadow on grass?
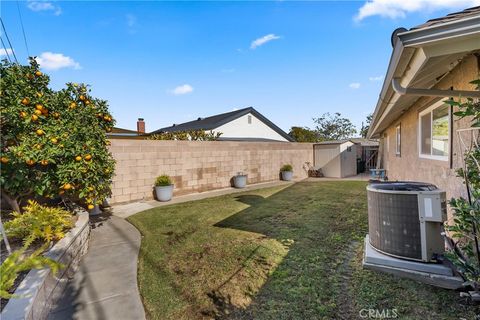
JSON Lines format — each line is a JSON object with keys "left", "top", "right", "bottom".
{"left": 209, "top": 182, "right": 367, "bottom": 319}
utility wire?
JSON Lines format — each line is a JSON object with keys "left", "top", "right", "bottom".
{"left": 0, "top": 17, "right": 18, "bottom": 63}
{"left": 16, "top": 0, "right": 30, "bottom": 57}
{"left": 1, "top": 37, "right": 12, "bottom": 63}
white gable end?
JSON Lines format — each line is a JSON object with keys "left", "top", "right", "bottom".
{"left": 214, "top": 113, "right": 288, "bottom": 141}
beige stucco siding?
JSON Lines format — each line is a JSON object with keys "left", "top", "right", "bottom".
{"left": 381, "top": 54, "right": 478, "bottom": 207}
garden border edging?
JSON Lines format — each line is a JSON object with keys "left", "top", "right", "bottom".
{"left": 1, "top": 209, "right": 90, "bottom": 320}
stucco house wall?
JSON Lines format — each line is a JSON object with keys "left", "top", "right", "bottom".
{"left": 214, "top": 112, "right": 289, "bottom": 141}
{"left": 381, "top": 54, "right": 478, "bottom": 205}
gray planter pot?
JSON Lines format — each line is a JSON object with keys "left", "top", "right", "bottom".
{"left": 89, "top": 204, "right": 102, "bottom": 216}
{"left": 281, "top": 171, "right": 293, "bottom": 181}
{"left": 233, "top": 175, "right": 247, "bottom": 188}
{"left": 155, "top": 184, "right": 174, "bottom": 202}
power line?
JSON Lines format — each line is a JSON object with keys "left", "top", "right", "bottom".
{"left": 16, "top": 0, "right": 30, "bottom": 57}
{"left": 1, "top": 37, "right": 12, "bottom": 63}
{"left": 0, "top": 17, "right": 18, "bottom": 63}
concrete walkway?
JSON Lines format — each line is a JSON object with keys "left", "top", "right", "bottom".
{"left": 48, "top": 215, "right": 146, "bottom": 320}
{"left": 113, "top": 180, "right": 294, "bottom": 219}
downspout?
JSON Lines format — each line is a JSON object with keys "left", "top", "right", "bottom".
{"left": 392, "top": 78, "right": 480, "bottom": 98}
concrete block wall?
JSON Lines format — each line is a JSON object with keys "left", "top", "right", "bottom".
{"left": 108, "top": 140, "right": 314, "bottom": 204}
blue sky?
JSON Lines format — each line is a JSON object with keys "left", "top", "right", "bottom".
{"left": 1, "top": 1, "right": 478, "bottom": 133}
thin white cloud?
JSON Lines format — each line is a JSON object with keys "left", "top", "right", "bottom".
{"left": 27, "top": 1, "right": 62, "bottom": 16}
{"left": 250, "top": 34, "right": 281, "bottom": 49}
{"left": 35, "top": 52, "right": 81, "bottom": 71}
{"left": 0, "top": 48, "right": 13, "bottom": 57}
{"left": 355, "top": 0, "right": 480, "bottom": 21}
{"left": 171, "top": 84, "right": 194, "bottom": 95}
{"left": 369, "top": 75, "right": 383, "bottom": 81}
{"left": 126, "top": 14, "right": 136, "bottom": 27}
{"left": 126, "top": 14, "right": 138, "bottom": 34}
{"left": 349, "top": 82, "right": 361, "bottom": 89}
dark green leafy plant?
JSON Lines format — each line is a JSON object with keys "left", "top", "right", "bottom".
{"left": 444, "top": 78, "right": 480, "bottom": 292}
{"left": 0, "top": 238, "right": 62, "bottom": 299}
{"left": 155, "top": 174, "right": 172, "bottom": 187}
{"left": 280, "top": 164, "right": 293, "bottom": 172}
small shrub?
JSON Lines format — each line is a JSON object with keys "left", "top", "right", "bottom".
{"left": 4, "top": 201, "right": 73, "bottom": 243}
{"left": 280, "top": 164, "right": 293, "bottom": 172}
{"left": 155, "top": 174, "right": 172, "bottom": 187}
{"left": 148, "top": 130, "right": 222, "bottom": 141}
{"left": 0, "top": 241, "right": 62, "bottom": 299}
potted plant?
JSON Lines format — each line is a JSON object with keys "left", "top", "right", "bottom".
{"left": 233, "top": 171, "right": 248, "bottom": 188}
{"left": 280, "top": 164, "right": 293, "bottom": 181}
{"left": 154, "top": 174, "right": 174, "bottom": 201}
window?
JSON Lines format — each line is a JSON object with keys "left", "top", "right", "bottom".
{"left": 418, "top": 101, "right": 450, "bottom": 161}
{"left": 248, "top": 115, "right": 252, "bottom": 124}
{"left": 395, "top": 124, "right": 401, "bottom": 156}
{"left": 347, "top": 146, "right": 352, "bottom": 152}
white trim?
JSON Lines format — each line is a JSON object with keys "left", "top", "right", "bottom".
{"left": 395, "top": 124, "right": 401, "bottom": 156}
{"left": 418, "top": 100, "right": 450, "bottom": 161}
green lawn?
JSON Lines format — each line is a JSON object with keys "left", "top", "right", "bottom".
{"left": 128, "top": 181, "right": 478, "bottom": 319}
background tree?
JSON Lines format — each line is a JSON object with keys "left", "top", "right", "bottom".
{"left": 288, "top": 126, "right": 318, "bottom": 142}
{"left": 360, "top": 113, "right": 373, "bottom": 138}
{"left": 313, "top": 112, "right": 356, "bottom": 141}
{"left": 0, "top": 58, "right": 116, "bottom": 212}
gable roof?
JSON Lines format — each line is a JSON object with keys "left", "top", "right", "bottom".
{"left": 367, "top": 6, "right": 480, "bottom": 138}
{"left": 151, "top": 107, "right": 294, "bottom": 142}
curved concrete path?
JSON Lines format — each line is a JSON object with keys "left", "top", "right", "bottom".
{"left": 48, "top": 215, "right": 146, "bottom": 320}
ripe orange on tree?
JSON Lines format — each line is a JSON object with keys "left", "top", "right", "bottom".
{"left": 84, "top": 154, "right": 92, "bottom": 161}
{"left": 1, "top": 157, "right": 9, "bottom": 164}
{"left": 1, "top": 58, "right": 116, "bottom": 213}
{"left": 75, "top": 155, "right": 82, "bottom": 161}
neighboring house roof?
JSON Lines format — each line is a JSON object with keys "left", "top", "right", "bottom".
{"left": 151, "top": 107, "right": 294, "bottom": 142}
{"left": 350, "top": 138, "right": 379, "bottom": 147}
{"left": 313, "top": 140, "right": 352, "bottom": 145}
{"left": 107, "top": 127, "right": 144, "bottom": 138}
{"left": 367, "top": 6, "right": 480, "bottom": 138}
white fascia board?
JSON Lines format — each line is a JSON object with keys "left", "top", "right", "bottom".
{"left": 368, "top": 48, "right": 428, "bottom": 138}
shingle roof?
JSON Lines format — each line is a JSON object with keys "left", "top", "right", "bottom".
{"left": 314, "top": 140, "right": 351, "bottom": 145}
{"left": 350, "top": 138, "right": 379, "bottom": 147}
{"left": 151, "top": 107, "right": 294, "bottom": 142}
{"left": 412, "top": 6, "right": 480, "bottom": 30}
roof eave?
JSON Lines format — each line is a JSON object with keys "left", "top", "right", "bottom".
{"left": 367, "top": 14, "right": 480, "bottom": 139}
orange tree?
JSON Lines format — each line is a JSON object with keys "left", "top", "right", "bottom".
{"left": 0, "top": 58, "right": 115, "bottom": 212}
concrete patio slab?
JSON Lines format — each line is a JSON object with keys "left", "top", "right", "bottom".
{"left": 363, "top": 235, "right": 463, "bottom": 290}
{"left": 112, "top": 179, "right": 295, "bottom": 218}
{"left": 48, "top": 216, "right": 145, "bottom": 320}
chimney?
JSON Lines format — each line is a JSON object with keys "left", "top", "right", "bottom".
{"left": 137, "top": 118, "right": 145, "bottom": 134}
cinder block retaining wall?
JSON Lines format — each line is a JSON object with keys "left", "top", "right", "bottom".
{"left": 108, "top": 139, "right": 314, "bottom": 204}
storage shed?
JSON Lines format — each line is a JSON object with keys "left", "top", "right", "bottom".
{"left": 313, "top": 140, "right": 357, "bottom": 178}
